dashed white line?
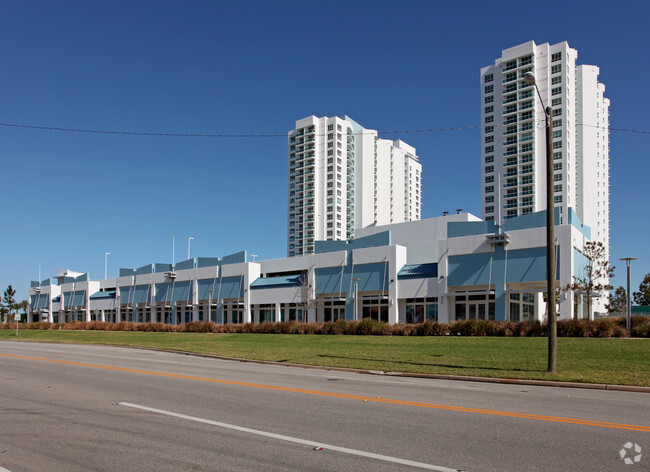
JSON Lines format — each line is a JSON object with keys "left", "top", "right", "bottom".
{"left": 119, "top": 402, "right": 464, "bottom": 472}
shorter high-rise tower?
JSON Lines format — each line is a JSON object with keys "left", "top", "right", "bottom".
{"left": 287, "top": 115, "right": 422, "bottom": 256}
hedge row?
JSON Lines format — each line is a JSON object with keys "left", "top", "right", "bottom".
{"left": 3, "top": 317, "right": 649, "bottom": 337}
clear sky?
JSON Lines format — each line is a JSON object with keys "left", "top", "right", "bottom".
{"left": 1, "top": 0, "right": 649, "bottom": 301}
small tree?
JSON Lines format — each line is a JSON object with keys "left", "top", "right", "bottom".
{"left": 2, "top": 285, "right": 16, "bottom": 323}
{"left": 633, "top": 273, "right": 650, "bottom": 306}
{"left": 564, "top": 242, "right": 613, "bottom": 319}
{"left": 605, "top": 286, "right": 626, "bottom": 315}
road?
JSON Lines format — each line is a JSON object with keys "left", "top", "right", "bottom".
{"left": 0, "top": 341, "right": 648, "bottom": 471}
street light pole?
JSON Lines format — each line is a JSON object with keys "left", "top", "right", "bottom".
{"left": 207, "top": 288, "right": 213, "bottom": 323}
{"left": 352, "top": 278, "right": 361, "bottom": 321}
{"left": 524, "top": 72, "right": 557, "bottom": 373}
{"left": 105, "top": 252, "right": 110, "bottom": 279}
{"left": 620, "top": 258, "right": 636, "bottom": 334}
{"left": 188, "top": 237, "right": 194, "bottom": 260}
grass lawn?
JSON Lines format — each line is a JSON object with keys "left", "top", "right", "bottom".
{"left": 1, "top": 330, "right": 648, "bottom": 386}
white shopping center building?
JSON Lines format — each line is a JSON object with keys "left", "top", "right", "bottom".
{"left": 28, "top": 209, "right": 597, "bottom": 325}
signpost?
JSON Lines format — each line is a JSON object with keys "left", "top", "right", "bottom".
{"left": 14, "top": 313, "right": 19, "bottom": 336}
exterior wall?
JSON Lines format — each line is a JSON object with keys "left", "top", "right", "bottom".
{"left": 575, "top": 65, "right": 610, "bottom": 314}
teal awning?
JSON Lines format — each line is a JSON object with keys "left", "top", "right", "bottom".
{"left": 398, "top": 263, "right": 438, "bottom": 280}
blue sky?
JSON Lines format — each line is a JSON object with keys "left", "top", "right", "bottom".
{"left": 1, "top": 0, "right": 649, "bottom": 300}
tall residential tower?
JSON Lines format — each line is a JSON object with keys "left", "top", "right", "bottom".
{"left": 480, "top": 41, "right": 610, "bottom": 313}
{"left": 287, "top": 115, "right": 422, "bottom": 256}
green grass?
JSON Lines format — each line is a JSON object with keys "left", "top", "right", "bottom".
{"left": 1, "top": 330, "right": 649, "bottom": 386}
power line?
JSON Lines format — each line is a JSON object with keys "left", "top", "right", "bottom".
{"left": 0, "top": 120, "right": 647, "bottom": 138}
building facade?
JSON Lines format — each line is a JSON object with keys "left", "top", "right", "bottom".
{"left": 480, "top": 41, "right": 610, "bottom": 313}
{"left": 28, "top": 210, "right": 596, "bottom": 325}
{"left": 287, "top": 116, "right": 421, "bottom": 257}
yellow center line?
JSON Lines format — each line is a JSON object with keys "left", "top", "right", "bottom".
{"left": 3, "top": 352, "right": 649, "bottom": 433}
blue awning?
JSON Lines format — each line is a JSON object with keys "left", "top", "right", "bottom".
{"left": 90, "top": 291, "right": 116, "bottom": 300}
{"left": 397, "top": 263, "right": 438, "bottom": 280}
{"left": 250, "top": 275, "right": 303, "bottom": 290}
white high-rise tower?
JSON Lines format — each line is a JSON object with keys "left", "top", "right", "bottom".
{"left": 480, "top": 41, "right": 610, "bottom": 314}
{"left": 287, "top": 115, "right": 422, "bottom": 257}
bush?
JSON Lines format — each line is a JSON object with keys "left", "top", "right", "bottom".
{"left": 4, "top": 317, "right": 649, "bottom": 337}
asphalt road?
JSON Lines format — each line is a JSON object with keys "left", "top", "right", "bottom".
{"left": 0, "top": 341, "right": 648, "bottom": 472}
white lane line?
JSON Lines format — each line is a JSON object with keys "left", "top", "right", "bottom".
{"left": 0, "top": 466, "right": 13, "bottom": 472}
{"left": 119, "top": 402, "right": 464, "bottom": 472}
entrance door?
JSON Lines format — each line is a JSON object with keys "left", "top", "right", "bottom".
{"left": 468, "top": 304, "right": 476, "bottom": 320}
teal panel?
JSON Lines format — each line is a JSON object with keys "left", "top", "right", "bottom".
{"left": 155, "top": 283, "right": 172, "bottom": 303}
{"left": 75, "top": 274, "right": 88, "bottom": 282}
{"left": 72, "top": 290, "right": 86, "bottom": 307}
{"left": 448, "top": 253, "right": 493, "bottom": 286}
{"left": 30, "top": 281, "right": 39, "bottom": 288}
{"left": 155, "top": 263, "right": 173, "bottom": 273}
{"left": 353, "top": 262, "right": 388, "bottom": 292}
{"left": 175, "top": 259, "right": 195, "bottom": 271}
{"left": 316, "top": 266, "right": 345, "bottom": 294}
{"left": 63, "top": 291, "right": 73, "bottom": 308}
{"left": 315, "top": 231, "right": 391, "bottom": 254}
{"left": 171, "top": 281, "right": 192, "bottom": 303}
{"left": 119, "top": 285, "right": 135, "bottom": 303}
{"left": 502, "top": 208, "right": 560, "bottom": 232}
{"left": 133, "top": 285, "right": 151, "bottom": 304}
{"left": 448, "top": 247, "right": 561, "bottom": 287}
{"left": 41, "top": 279, "right": 51, "bottom": 286}
{"left": 30, "top": 294, "right": 49, "bottom": 309}
{"left": 135, "top": 264, "right": 154, "bottom": 275}
{"left": 504, "top": 247, "right": 548, "bottom": 283}
{"left": 120, "top": 268, "right": 136, "bottom": 277}
{"left": 197, "top": 257, "right": 220, "bottom": 268}
{"left": 197, "top": 278, "right": 219, "bottom": 300}
{"left": 568, "top": 208, "right": 591, "bottom": 239}
{"left": 217, "top": 276, "right": 243, "bottom": 300}
{"left": 315, "top": 240, "right": 348, "bottom": 254}
{"left": 448, "top": 221, "right": 497, "bottom": 238}
{"left": 221, "top": 251, "right": 247, "bottom": 265}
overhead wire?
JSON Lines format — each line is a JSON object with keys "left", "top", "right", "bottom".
{"left": 0, "top": 120, "right": 646, "bottom": 138}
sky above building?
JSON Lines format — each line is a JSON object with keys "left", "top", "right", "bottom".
{"left": 1, "top": 0, "right": 648, "bottom": 300}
